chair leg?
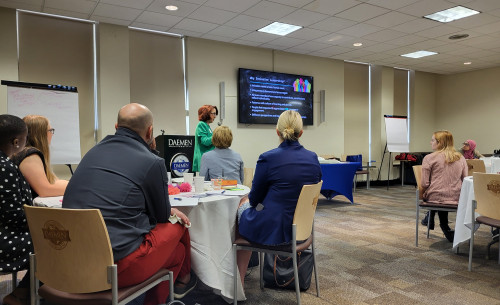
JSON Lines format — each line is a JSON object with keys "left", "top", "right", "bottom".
{"left": 353, "top": 175, "right": 357, "bottom": 192}
{"left": 468, "top": 201, "right": 476, "bottom": 271}
{"left": 292, "top": 253, "right": 301, "bottom": 305}
{"left": 312, "top": 244, "right": 320, "bottom": 297}
{"left": 259, "top": 252, "right": 264, "bottom": 290}
{"left": 168, "top": 271, "right": 174, "bottom": 303}
{"left": 233, "top": 244, "right": 238, "bottom": 305}
{"left": 415, "top": 202, "right": 419, "bottom": 247}
{"left": 11, "top": 272, "right": 17, "bottom": 292}
{"left": 426, "top": 212, "right": 431, "bottom": 239}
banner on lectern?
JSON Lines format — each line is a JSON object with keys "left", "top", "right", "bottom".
{"left": 156, "top": 135, "right": 194, "bottom": 178}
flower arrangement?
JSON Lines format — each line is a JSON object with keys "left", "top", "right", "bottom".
{"left": 168, "top": 182, "right": 192, "bottom": 195}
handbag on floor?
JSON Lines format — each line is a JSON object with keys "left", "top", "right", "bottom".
{"left": 263, "top": 250, "right": 313, "bottom": 291}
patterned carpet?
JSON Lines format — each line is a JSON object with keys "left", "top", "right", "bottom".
{"left": 2, "top": 185, "right": 499, "bottom": 305}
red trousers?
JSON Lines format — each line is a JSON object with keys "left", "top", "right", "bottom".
{"left": 116, "top": 222, "right": 191, "bottom": 305}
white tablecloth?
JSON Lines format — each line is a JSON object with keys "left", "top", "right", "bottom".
{"left": 480, "top": 156, "right": 500, "bottom": 174}
{"left": 177, "top": 185, "right": 250, "bottom": 302}
{"left": 453, "top": 176, "right": 480, "bottom": 248}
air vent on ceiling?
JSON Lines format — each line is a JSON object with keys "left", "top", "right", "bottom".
{"left": 449, "top": 34, "right": 469, "bottom": 40}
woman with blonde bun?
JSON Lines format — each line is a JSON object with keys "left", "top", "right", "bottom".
{"left": 235, "top": 110, "right": 322, "bottom": 287}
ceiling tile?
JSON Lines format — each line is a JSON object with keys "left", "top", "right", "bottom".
{"left": 457, "top": 35, "right": 500, "bottom": 49}
{"left": 45, "top": 0, "right": 96, "bottom": 14}
{"left": 243, "top": 1, "right": 296, "bottom": 20}
{"left": 44, "top": 8, "right": 90, "bottom": 19}
{"left": 188, "top": 6, "right": 236, "bottom": 24}
{"left": 364, "top": 11, "right": 416, "bottom": 28}
{"left": 169, "top": 28, "right": 204, "bottom": 37}
{"left": 309, "top": 45, "right": 352, "bottom": 56}
{"left": 363, "top": 0, "right": 419, "bottom": 10}
{"left": 268, "top": 0, "right": 315, "bottom": 8}
{"left": 286, "top": 27, "right": 330, "bottom": 40}
{"left": 231, "top": 39, "right": 264, "bottom": 47}
{"left": 362, "top": 42, "right": 399, "bottom": 52}
{"left": 130, "top": 22, "right": 169, "bottom": 32}
{"left": 387, "top": 34, "right": 427, "bottom": 46}
{"left": 207, "top": 25, "right": 250, "bottom": 39}
{"left": 202, "top": 34, "right": 237, "bottom": 42}
{"left": 397, "top": 0, "right": 453, "bottom": 17}
{"left": 471, "top": 20, "right": 500, "bottom": 35}
{"left": 259, "top": 43, "right": 289, "bottom": 50}
{"left": 135, "top": 11, "right": 183, "bottom": 27}
{"left": 309, "top": 16, "right": 357, "bottom": 32}
{"left": 303, "top": 0, "right": 360, "bottom": 16}
{"left": 409, "top": 39, "right": 447, "bottom": 49}
{"left": 466, "top": 0, "right": 500, "bottom": 11}
{"left": 392, "top": 18, "right": 438, "bottom": 34}
{"left": 363, "top": 29, "right": 407, "bottom": 42}
{"left": 262, "top": 36, "right": 307, "bottom": 48}
{"left": 101, "top": 0, "right": 152, "bottom": 10}
{"left": 178, "top": 0, "right": 206, "bottom": 4}
{"left": 415, "top": 24, "right": 462, "bottom": 38}
{"left": 204, "top": 0, "right": 260, "bottom": 13}
{"left": 291, "top": 41, "right": 332, "bottom": 52}
{"left": 0, "top": 0, "right": 41, "bottom": 11}
{"left": 238, "top": 31, "right": 278, "bottom": 43}
{"left": 314, "top": 33, "right": 357, "bottom": 45}
{"left": 146, "top": 0, "right": 199, "bottom": 17}
{"left": 337, "top": 23, "right": 383, "bottom": 37}
{"left": 224, "top": 14, "right": 270, "bottom": 31}
{"left": 451, "top": 12, "right": 499, "bottom": 29}
{"left": 173, "top": 18, "right": 218, "bottom": 33}
{"left": 335, "top": 3, "right": 389, "bottom": 22}
{"left": 279, "top": 9, "right": 330, "bottom": 27}
{"left": 92, "top": 3, "right": 142, "bottom": 21}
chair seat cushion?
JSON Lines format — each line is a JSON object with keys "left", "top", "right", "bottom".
{"left": 38, "top": 268, "right": 171, "bottom": 305}
{"left": 477, "top": 216, "right": 500, "bottom": 228}
{"left": 234, "top": 235, "right": 313, "bottom": 253}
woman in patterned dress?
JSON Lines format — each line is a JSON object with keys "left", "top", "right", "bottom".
{"left": 0, "top": 114, "right": 33, "bottom": 305}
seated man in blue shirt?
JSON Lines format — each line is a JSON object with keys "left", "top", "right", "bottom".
{"left": 63, "top": 103, "right": 196, "bottom": 304}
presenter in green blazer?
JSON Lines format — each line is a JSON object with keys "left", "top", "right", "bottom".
{"left": 192, "top": 105, "right": 218, "bottom": 172}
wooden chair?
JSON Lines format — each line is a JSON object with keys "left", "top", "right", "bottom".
{"left": 469, "top": 173, "right": 500, "bottom": 271}
{"left": 466, "top": 159, "right": 486, "bottom": 175}
{"left": 413, "top": 166, "right": 458, "bottom": 246}
{"left": 243, "top": 167, "right": 254, "bottom": 189}
{"left": 232, "top": 181, "right": 323, "bottom": 305}
{"left": 24, "top": 205, "right": 174, "bottom": 305}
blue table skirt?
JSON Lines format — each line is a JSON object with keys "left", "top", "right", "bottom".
{"left": 320, "top": 162, "right": 360, "bottom": 203}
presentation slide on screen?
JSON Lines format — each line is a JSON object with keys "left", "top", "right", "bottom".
{"left": 239, "top": 69, "right": 313, "bottom": 125}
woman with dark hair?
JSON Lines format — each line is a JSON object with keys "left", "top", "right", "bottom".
{"left": 12, "top": 115, "right": 68, "bottom": 198}
{"left": 0, "top": 114, "right": 33, "bottom": 305}
{"left": 235, "top": 110, "right": 322, "bottom": 287}
{"left": 421, "top": 130, "right": 467, "bottom": 242}
{"left": 192, "top": 105, "right": 218, "bottom": 173}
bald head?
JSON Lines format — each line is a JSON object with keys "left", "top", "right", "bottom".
{"left": 116, "top": 103, "right": 154, "bottom": 142}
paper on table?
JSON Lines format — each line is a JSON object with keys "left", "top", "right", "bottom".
{"left": 169, "top": 195, "right": 199, "bottom": 207}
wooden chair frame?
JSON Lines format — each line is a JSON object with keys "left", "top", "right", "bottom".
{"left": 24, "top": 205, "right": 174, "bottom": 305}
{"left": 232, "top": 181, "right": 322, "bottom": 305}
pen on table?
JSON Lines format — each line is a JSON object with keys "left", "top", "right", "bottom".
{"left": 221, "top": 190, "right": 226, "bottom": 194}
{"left": 174, "top": 197, "right": 182, "bottom": 201}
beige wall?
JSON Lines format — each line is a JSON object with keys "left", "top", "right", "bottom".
{"left": 185, "top": 37, "right": 345, "bottom": 168}
{"left": 0, "top": 7, "right": 18, "bottom": 113}
{"left": 436, "top": 66, "right": 500, "bottom": 155}
{"left": 3, "top": 8, "right": 500, "bottom": 183}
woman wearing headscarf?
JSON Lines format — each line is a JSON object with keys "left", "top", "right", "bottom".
{"left": 461, "top": 139, "right": 483, "bottom": 159}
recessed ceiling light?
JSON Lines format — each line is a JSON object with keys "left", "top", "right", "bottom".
{"left": 424, "top": 6, "right": 479, "bottom": 23}
{"left": 258, "top": 22, "right": 302, "bottom": 36}
{"left": 353, "top": 42, "right": 363, "bottom": 47}
{"left": 165, "top": 5, "right": 178, "bottom": 11}
{"left": 401, "top": 50, "right": 438, "bottom": 58}
{"left": 464, "top": 62, "right": 472, "bottom": 65}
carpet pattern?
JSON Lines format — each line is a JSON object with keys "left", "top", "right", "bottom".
{"left": 2, "top": 186, "right": 499, "bottom": 305}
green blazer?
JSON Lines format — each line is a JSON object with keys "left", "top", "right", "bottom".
{"left": 192, "top": 121, "right": 214, "bottom": 172}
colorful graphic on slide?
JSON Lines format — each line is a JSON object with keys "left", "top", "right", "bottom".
{"left": 293, "top": 78, "right": 311, "bottom": 92}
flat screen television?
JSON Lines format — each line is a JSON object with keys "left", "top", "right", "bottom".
{"left": 238, "top": 68, "right": 314, "bottom": 125}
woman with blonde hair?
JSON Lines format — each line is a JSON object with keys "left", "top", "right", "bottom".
{"left": 235, "top": 110, "right": 322, "bottom": 287}
{"left": 12, "top": 115, "right": 68, "bottom": 198}
{"left": 200, "top": 125, "right": 244, "bottom": 183}
{"left": 421, "top": 130, "right": 467, "bottom": 242}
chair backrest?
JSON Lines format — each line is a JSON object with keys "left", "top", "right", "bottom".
{"left": 243, "top": 167, "right": 254, "bottom": 188}
{"left": 24, "top": 205, "right": 114, "bottom": 293}
{"left": 466, "top": 159, "right": 486, "bottom": 175}
{"left": 472, "top": 173, "right": 500, "bottom": 220}
{"left": 412, "top": 165, "right": 424, "bottom": 199}
{"left": 292, "top": 181, "right": 323, "bottom": 241}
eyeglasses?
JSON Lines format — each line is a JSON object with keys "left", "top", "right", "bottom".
{"left": 210, "top": 112, "right": 217, "bottom": 116}
{"left": 463, "top": 142, "right": 470, "bottom": 146}
{"left": 48, "top": 128, "right": 55, "bottom": 134}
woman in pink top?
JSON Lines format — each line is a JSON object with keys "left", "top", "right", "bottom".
{"left": 421, "top": 130, "right": 468, "bottom": 242}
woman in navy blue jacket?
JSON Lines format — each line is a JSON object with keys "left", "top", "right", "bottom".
{"left": 236, "top": 110, "right": 322, "bottom": 286}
